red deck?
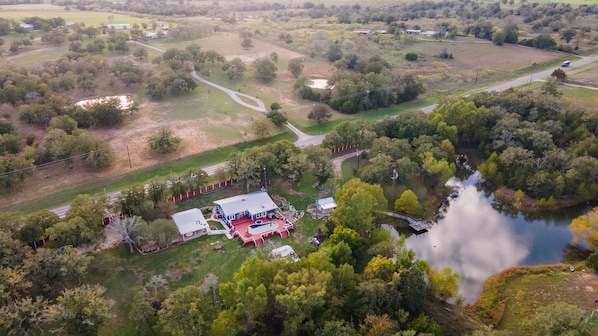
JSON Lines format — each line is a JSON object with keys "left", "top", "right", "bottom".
{"left": 229, "top": 216, "right": 293, "bottom": 246}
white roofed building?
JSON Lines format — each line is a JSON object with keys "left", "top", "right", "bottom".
{"left": 214, "top": 191, "right": 278, "bottom": 224}
{"left": 317, "top": 197, "right": 336, "bottom": 212}
{"left": 171, "top": 208, "right": 209, "bottom": 241}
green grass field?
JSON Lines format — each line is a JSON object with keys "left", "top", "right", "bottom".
{"left": 0, "top": 4, "right": 151, "bottom": 27}
{"left": 498, "top": 269, "right": 598, "bottom": 333}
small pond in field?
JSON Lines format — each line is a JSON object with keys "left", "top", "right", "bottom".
{"left": 308, "top": 79, "right": 329, "bottom": 89}
{"left": 75, "top": 95, "right": 133, "bottom": 109}
{"left": 385, "top": 169, "right": 593, "bottom": 304}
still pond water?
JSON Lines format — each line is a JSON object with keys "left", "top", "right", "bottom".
{"left": 389, "top": 171, "right": 592, "bottom": 304}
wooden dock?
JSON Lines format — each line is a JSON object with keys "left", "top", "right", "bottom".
{"left": 379, "top": 211, "right": 432, "bottom": 234}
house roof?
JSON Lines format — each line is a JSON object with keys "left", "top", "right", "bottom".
{"left": 317, "top": 197, "right": 336, "bottom": 210}
{"left": 214, "top": 192, "right": 278, "bottom": 217}
{"left": 171, "top": 208, "right": 209, "bottom": 236}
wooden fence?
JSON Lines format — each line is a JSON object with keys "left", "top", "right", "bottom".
{"left": 170, "top": 179, "right": 237, "bottom": 202}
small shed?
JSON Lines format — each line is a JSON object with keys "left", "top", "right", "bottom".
{"left": 270, "top": 245, "right": 299, "bottom": 263}
{"left": 171, "top": 208, "right": 209, "bottom": 241}
{"left": 316, "top": 197, "right": 336, "bottom": 212}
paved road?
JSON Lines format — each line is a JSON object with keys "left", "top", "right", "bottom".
{"left": 418, "top": 55, "right": 598, "bottom": 114}
{"left": 50, "top": 49, "right": 598, "bottom": 217}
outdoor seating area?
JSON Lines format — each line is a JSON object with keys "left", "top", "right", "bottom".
{"left": 229, "top": 216, "right": 292, "bottom": 246}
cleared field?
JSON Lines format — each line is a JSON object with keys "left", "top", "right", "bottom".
{"left": 566, "top": 61, "right": 598, "bottom": 87}
{"left": 498, "top": 270, "right": 598, "bottom": 333}
{"left": 0, "top": 4, "right": 150, "bottom": 27}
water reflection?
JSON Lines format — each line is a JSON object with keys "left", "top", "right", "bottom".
{"left": 392, "top": 172, "right": 591, "bottom": 304}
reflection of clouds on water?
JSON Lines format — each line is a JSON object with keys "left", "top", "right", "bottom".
{"left": 405, "top": 173, "right": 530, "bottom": 303}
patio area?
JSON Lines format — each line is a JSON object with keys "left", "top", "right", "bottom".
{"left": 229, "top": 215, "right": 293, "bottom": 246}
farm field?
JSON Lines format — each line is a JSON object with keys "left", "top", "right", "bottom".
{"left": 0, "top": 4, "right": 149, "bottom": 27}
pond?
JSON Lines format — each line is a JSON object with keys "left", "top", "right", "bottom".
{"left": 387, "top": 169, "right": 592, "bottom": 304}
{"left": 75, "top": 95, "right": 133, "bottom": 109}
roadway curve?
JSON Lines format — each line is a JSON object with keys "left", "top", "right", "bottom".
{"left": 50, "top": 47, "right": 598, "bottom": 217}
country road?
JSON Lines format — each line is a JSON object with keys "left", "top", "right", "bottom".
{"left": 50, "top": 45, "right": 598, "bottom": 217}
{"left": 418, "top": 54, "right": 598, "bottom": 113}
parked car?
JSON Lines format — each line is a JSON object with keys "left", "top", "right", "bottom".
{"left": 561, "top": 61, "right": 571, "bottom": 67}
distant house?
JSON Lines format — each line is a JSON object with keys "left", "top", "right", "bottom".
{"left": 145, "top": 31, "right": 159, "bottom": 39}
{"left": 406, "top": 29, "right": 421, "bottom": 35}
{"left": 155, "top": 23, "right": 169, "bottom": 30}
{"left": 107, "top": 23, "right": 131, "bottom": 30}
{"left": 65, "top": 22, "right": 75, "bottom": 29}
{"left": 19, "top": 23, "right": 35, "bottom": 30}
{"left": 354, "top": 28, "right": 373, "bottom": 34}
{"left": 375, "top": 29, "right": 387, "bottom": 34}
{"left": 171, "top": 208, "right": 209, "bottom": 241}
{"left": 214, "top": 192, "right": 278, "bottom": 222}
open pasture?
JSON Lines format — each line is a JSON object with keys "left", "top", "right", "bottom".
{"left": 0, "top": 4, "right": 149, "bottom": 27}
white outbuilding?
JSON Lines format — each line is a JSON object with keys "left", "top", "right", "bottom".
{"left": 171, "top": 208, "right": 209, "bottom": 241}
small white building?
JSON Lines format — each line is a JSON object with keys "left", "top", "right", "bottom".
{"left": 171, "top": 208, "right": 209, "bottom": 241}
{"left": 316, "top": 197, "right": 336, "bottom": 212}
{"left": 406, "top": 29, "right": 421, "bottom": 35}
{"left": 270, "top": 245, "right": 300, "bottom": 262}
{"left": 107, "top": 23, "right": 131, "bottom": 30}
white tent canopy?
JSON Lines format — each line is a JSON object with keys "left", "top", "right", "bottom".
{"left": 317, "top": 197, "right": 336, "bottom": 211}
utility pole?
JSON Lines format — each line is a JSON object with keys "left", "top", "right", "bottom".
{"left": 126, "top": 142, "right": 132, "bottom": 169}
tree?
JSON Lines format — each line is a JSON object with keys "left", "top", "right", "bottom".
{"left": 128, "top": 290, "right": 157, "bottom": 335}
{"left": 570, "top": 207, "right": 598, "bottom": 250}
{"left": 115, "top": 216, "right": 145, "bottom": 253}
{"left": 266, "top": 111, "right": 287, "bottom": 127}
{"left": 148, "top": 127, "right": 182, "bottom": 154}
{"left": 66, "top": 194, "right": 110, "bottom": 234}
{"left": 394, "top": 189, "right": 420, "bottom": 216}
{"left": 503, "top": 24, "right": 519, "bottom": 44}
{"left": 133, "top": 47, "right": 148, "bottom": 60}
{"left": 48, "top": 116, "right": 78, "bottom": 135}
{"left": 551, "top": 68, "right": 567, "bottom": 83}
{"left": 333, "top": 178, "right": 388, "bottom": 237}
{"left": 405, "top": 52, "right": 418, "bottom": 61}
{"left": 492, "top": 31, "right": 505, "bottom": 46}
{"left": 251, "top": 118, "right": 275, "bottom": 140}
{"left": 287, "top": 57, "right": 304, "bottom": 78}
{"left": 47, "top": 284, "right": 114, "bottom": 336}
{"left": 90, "top": 98, "right": 124, "bottom": 127}
{"left": 0, "top": 296, "right": 49, "bottom": 336}
{"left": 45, "top": 217, "right": 99, "bottom": 247}
{"left": 227, "top": 152, "right": 260, "bottom": 193}
{"left": 19, "top": 210, "right": 60, "bottom": 248}
{"left": 533, "top": 34, "right": 556, "bottom": 50}
{"left": 159, "top": 286, "right": 207, "bottom": 336}
{"left": 284, "top": 152, "right": 309, "bottom": 187}
{"left": 241, "top": 37, "right": 253, "bottom": 49}
{"left": 308, "top": 104, "right": 333, "bottom": 125}
{"left": 222, "top": 58, "right": 245, "bottom": 80}
{"left": 326, "top": 44, "right": 343, "bottom": 62}
{"left": 359, "top": 314, "right": 400, "bottom": 336}
{"left": 200, "top": 273, "right": 219, "bottom": 306}
{"left": 428, "top": 266, "right": 461, "bottom": 301}
{"left": 561, "top": 28, "right": 577, "bottom": 43}
{"left": 252, "top": 57, "right": 277, "bottom": 83}
{"left": 0, "top": 155, "right": 35, "bottom": 191}
{"left": 304, "top": 145, "right": 334, "bottom": 185}
{"left": 522, "top": 302, "right": 597, "bottom": 336}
